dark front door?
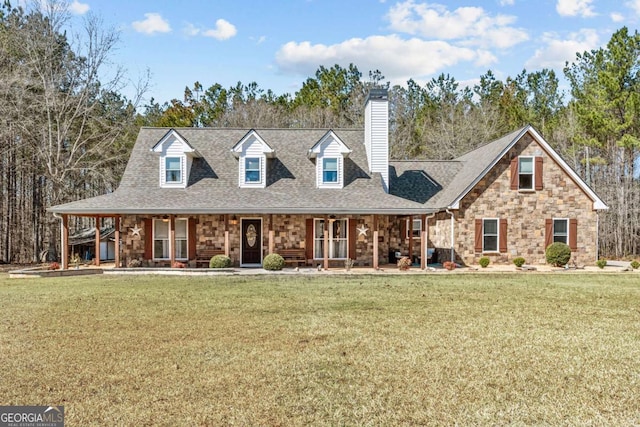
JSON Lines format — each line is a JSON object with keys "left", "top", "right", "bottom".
{"left": 241, "top": 219, "right": 262, "bottom": 265}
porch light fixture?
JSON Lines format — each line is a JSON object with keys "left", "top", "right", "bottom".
{"left": 162, "top": 215, "right": 169, "bottom": 222}
{"left": 229, "top": 215, "right": 238, "bottom": 225}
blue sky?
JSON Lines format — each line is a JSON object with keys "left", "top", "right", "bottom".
{"left": 55, "top": 0, "right": 640, "bottom": 104}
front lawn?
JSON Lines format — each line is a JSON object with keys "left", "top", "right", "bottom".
{"left": 0, "top": 273, "right": 638, "bottom": 425}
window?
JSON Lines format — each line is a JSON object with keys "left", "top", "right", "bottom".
{"left": 153, "top": 218, "right": 188, "bottom": 260}
{"left": 314, "top": 218, "right": 347, "bottom": 259}
{"left": 406, "top": 218, "right": 422, "bottom": 239}
{"left": 323, "top": 158, "right": 338, "bottom": 183}
{"left": 518, "top": 157, "right": 533, "bottom": 190}
{"left": 483, "top": 219, "right": 498, "bottom": 252}
{"left": 165, "top": 157, "right": 182, "bottom": 183}
{"left": 553, "top": 219, "right": 568, "bottom": 244}
{"left": 245, "top": 157, "right": 261, "bottom": 183}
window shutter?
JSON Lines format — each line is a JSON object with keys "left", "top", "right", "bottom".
{"left": 499, "top": 218, "right": 508, "bottom": 253}
{"left": 188, "top": 218, "right": 197, "bottom": 260}
{"left": 305, "top": 218, "right": 314, "bottom": 261}
{"left": 510, "top": 158, "right": 518, "bottom": 190}
{"left": 144, "top": 219, "right": 153, "bottom": 260}
{"left": 545, "top": 218, "right": 552, "bottom": 250}
{"left": 349, "top": 219, "right": 357, "bottom": 260}
{"left": 569, "top": 219, "right": 578, "bottom": 251}
{"left": 474, "top": 219, "right": 483, "bottom": 252}
{"left": 535, "top": 157, "right": 543, "bottom": 190}
{"left": 400, "top": 218, "right": 407, "bottom": 240}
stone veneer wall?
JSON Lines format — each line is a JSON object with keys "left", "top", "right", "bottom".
{"left": 121, "top": 214, "right": 389, "bottom": 267}
{"left": 454, "top": 133, "right": 599, "bottom": 266}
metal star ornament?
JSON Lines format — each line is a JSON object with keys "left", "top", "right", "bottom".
{"left": 130, "top": 223, "right": 142, "bottom": 238}
{"left": 356, "top": 224, "right": 369, "bottom": 237}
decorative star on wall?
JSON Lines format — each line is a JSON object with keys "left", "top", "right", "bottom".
{"left": 130, "top": 223, "right": 142, "bottom": 238}
{"left": 356, "top": 224, "right": 369, "bottom": 237}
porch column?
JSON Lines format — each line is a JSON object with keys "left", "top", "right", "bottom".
{"left": 323, "top": 215, "right": 329, "bottom": 270}
{"left": 268, "top": 214, "right": 274, "bottom": 254}
{"left": 420, "top": 214, "right": 426, "bottom": 269}
{"left": 224, "top": 215, "right": 230, "bottom": 257}
{"left": 94, "top": 216, "right": 101, "bottom": 267}
{"left": 408, "top": 216, "right": 414, "bottom": 264}
{"left": 373, "top": 215, "right": 379, "bottom": 270}
{"left": 169, "top": 215, "right": 176, "bottom": 266}
{"left": 114, "top": 215, "right": 121, "bottom": 268}
{"left": 61, "top": 214, "right": 69, "bottom": 270}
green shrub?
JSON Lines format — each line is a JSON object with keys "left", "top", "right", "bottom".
{"left": 596, "top": 259, "right": 607, "bottom": 269}
{"left": 630, "top": 260, "right": 640, "bottom": 270}
{"left": 478, "top": 257, "right": 490, "bottom": 268}
{"left": 545, "top": 242, "right": 571, "bottom": 267}
{"left": 513, "top": 257, "right": 526, "bottom": 268}
{"left": 209, "top": 255, "right": 231, "bottom": 268}
{"left": 263, "top": 253, "right": 285, "bottom": 271}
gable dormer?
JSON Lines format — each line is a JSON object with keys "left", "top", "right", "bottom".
{"left": 231, "top": 130, "right": 275, "bottom": 188}
{"left": 151, "top": 129, "right": 200, "bottom": 188}
{"left": 308, "top": 130, "right": 352, "bottom": 189}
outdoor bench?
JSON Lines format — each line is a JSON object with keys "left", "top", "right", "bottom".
{"left": 195, "top": 249, "right": 225, "bottom": 267}
{"left": 277, "top": 249, "right": 307, "bottom": 266}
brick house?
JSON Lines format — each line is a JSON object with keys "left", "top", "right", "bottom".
{"left": 49, "top": 89, "right": 607, "bottom": 269}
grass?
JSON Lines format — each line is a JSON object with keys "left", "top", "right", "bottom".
{"left": 0, "top": 273, "right": 639, "bottom": 426}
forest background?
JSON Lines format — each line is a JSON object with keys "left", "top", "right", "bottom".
{"left": 0, "top": 1, "right": 638, "bottom": 263}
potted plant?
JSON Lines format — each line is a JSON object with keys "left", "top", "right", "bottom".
{"left": 443, "top": 261, "right": 456, "bottom": 271}
{"left": 397, "top": 256, "right": 412, "bottom": 271}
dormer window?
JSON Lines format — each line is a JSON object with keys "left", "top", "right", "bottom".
{"left": 245, "top": 157, "right": 261, "bottom": 183}
{"left": 308, "top": 130, "right": 351, "bottom": 189}
{"left": 165, "top": 157, "right": 182, "bottom": 183}
{"left": 232, "top": 130, "right": 275, "bottom": 189}
{"left": 151, "top": 129, "right": 200, "bottom": 189}
{"left": 323, "top": 158, "right": 338, "bottom": 183}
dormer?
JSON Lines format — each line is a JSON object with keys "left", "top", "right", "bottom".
{"left": 231, "top": 130, "right": 275, "bottom": 188}
{"left": 151, "top": 129, "right": 200, "bottom": 188}
{"left": 308, "top": 130, "right": 352, "bottom": 189}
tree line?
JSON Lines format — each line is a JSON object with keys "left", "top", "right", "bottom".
{"left": 0, "top": 1, "right": 638, "bottom": 263}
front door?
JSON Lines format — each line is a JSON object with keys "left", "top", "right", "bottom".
{"left": 241, "top": 218, "right": 262, "bottom": 266}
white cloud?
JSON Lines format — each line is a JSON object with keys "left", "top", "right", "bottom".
{"left": 556, "top": 0, "right": 596, "bottom": 17}
{"left": 183, "top": 23, "right": 200, "bottom": 37}
{"left": 132, "top": 13, "right": 171, "bottom": 35}
{"left": 202, "top": 19, "right": 237, "bottom": 40}
{"left": 386, "top": 1, "right": 528, "bottom": 49}
{"left": 499, "top": 0, "right": 515, "bottom": 5}
{"left": 525, "top": 29, "right": 600, "bottom": 70}
{"left": 69, "top": 0, "right": 89, "bottom": 15}
{"left": 275, "top": 34, "right": 493, "bottom": 87}
{"left": 610, "top": 12, "right": 625, "bottom": 22}
{"left": 627, "top": 0, "right": 640, "bottom": 15}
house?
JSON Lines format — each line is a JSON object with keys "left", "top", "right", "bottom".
{"left": 48, "top": 89, "right": 608, "bottom": 270}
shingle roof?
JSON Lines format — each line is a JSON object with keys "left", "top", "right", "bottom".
{"left": 48, "top": 124, "right": 607, "bottom": 215}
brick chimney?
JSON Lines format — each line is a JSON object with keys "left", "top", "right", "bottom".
{"left": 364, "top": 89, "right": 389, "bottom": 193}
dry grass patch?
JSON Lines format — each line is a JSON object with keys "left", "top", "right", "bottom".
{"left": 0, "top": 273, "right": 639, "bottom": 425}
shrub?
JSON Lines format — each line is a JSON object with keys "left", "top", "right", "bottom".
{"left": 263, "top": 253, "right": 285, "bottom": 271}
{"left": 172, "top": 261, "right": 186, "bottom": 268}
{"left": 397, "top": 256, "right": 412, "bottom": 271}
{"left": 127, "top": 259, "right": 142, "bottom": 268}
{"left": 344, "top": 258, "right": 355, "bottom": 271}
{"left": 49, "top": 262, "right": 60, "bottom": 270}
{"left": 209, "top": 255, "right": 232, "bottom": 268}
{"left": 513, "top": 257, "right": 526, "bottom": 268}
{"left": 443, "top": 261, "right": 456, "bottom": 271}
{"left": 630, "top": 260, "right": 640, "bottom": 270}
{"left": 478, "top": 257, "right": 490, "bottom": 268}
{"left": 596, "top": 259, "right": 607, "bottom": 269}
{"left": 545, "top": 242, "right": 571, "bottom": 267}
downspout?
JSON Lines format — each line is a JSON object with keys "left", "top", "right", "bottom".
{"left": 445, "top": 209, "right": 455, "bottom": 262}
{"left": 595, "top": 212, "right": 599, "bottom": 263}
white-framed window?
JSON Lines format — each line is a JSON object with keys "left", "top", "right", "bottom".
{"left": 553, "top": 218, "right": 568, "bottom": 244}
{"left": 323, "top": 158, "right": 338, "bottom": 183}
{"left": 314, "top": 218, "right": 347, "bottom": 259}
{"left": 406, "top": 218, "right": 422, "bottom": 239}
{"left": 153, "top": 218, "right": 188, "bottom": 260}
{"left": 245, "top": 157, "right": 261, "bottom": 183}
{"left": 165, "top": 157, "right": 182, "bottom": 183}
{"left": 518, "top": 156, "right": 534, "bottom": 190}
{"left": 483, "top": 219, "right": 499, "bottom": 252}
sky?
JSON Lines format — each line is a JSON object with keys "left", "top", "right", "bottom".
{"left": 53, "top": 0, "right": 640, "bottom": 105}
